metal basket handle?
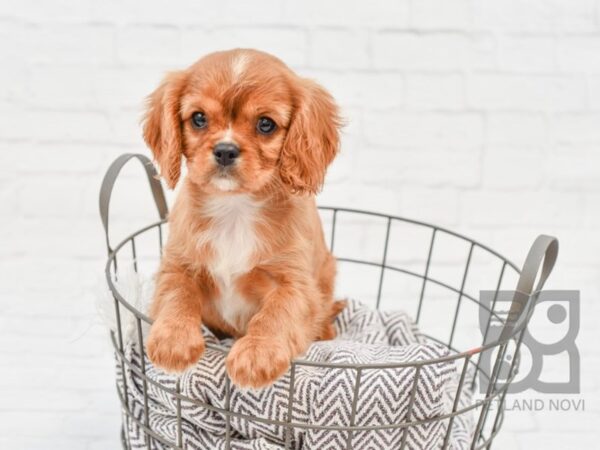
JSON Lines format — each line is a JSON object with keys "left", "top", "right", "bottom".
{"left": 99, "top": 153, "right": 168, "bottom": 255}
{"left": 499, "top": 234, "right": 559, "bottom": 341}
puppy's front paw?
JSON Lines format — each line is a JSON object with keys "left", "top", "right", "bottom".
{"left": 146, "top": 319, "right": 205, "bottom": 373}
{"left": 226, "top": 336, "right": 291, "bottom": 388}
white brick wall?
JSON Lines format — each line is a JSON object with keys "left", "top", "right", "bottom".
{"left": 1, "top": 0, "right": 599, "bottom": 448}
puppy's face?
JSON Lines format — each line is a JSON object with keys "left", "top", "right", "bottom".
{"left": 179, "top": 52, "right": 293, "bottom": 194}
{"left": 143, "top": 49, "right": 340, "bottom": 195}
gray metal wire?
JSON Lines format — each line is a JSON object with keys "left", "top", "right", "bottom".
{"left": 100, "top": 154, "right": 557, "bottom": 450}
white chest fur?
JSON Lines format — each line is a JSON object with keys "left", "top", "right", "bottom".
{"left": 198, "top": 194, "right": 262, "bottom": 330}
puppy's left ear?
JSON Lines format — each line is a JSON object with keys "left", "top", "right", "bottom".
{"left": 280, "top": 78, "right": 341, "bottom": 194}
{"left": 142, "top": 71, "right": 188, "bottom": 189}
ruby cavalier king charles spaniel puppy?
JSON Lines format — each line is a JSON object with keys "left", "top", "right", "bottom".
{"left": 144, "top": 49, "right": 345, "bottom": 388}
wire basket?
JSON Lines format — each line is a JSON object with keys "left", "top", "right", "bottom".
{"left": 100, "top": 154, "right": 558, "bottom": 450}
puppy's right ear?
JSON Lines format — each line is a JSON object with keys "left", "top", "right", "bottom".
{"left": 143, "top": 71, "right": 188, "bottom": 189}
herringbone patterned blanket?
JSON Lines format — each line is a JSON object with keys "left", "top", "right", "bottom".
{"left": 119, "top": 300, "right": 475, "bottom": 449}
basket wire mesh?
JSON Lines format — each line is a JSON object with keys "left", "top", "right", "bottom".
{"left": 100, "top": 154, "right": 558, "bottom": 450}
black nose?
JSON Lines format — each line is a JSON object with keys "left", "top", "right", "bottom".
{"left": 213, "top": 143, "right": 240, "bottom": 167}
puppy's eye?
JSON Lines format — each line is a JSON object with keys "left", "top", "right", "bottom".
{"left": 191, "top": 112, "right": 207, "bottom": 129}
{"left": 257, "top": 117, "right": 277, "bottom": 135}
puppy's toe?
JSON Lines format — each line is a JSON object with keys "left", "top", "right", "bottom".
{"left": 226, "top": 336, "right": 290, "bottom": 389}
{"left": 147, "top": 319, "right": 205, "bottom": 373}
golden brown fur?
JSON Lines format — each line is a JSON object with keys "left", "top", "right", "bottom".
{"left": 143, "top": 49, "right": 344, "bottom": 388}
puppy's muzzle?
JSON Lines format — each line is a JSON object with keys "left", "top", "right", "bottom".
{"left": 213, "top": 143, "right": 240, "bottom": 167}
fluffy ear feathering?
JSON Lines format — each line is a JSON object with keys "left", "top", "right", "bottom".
{"left": 142, "top": 49, "right": 345, "bottom": 388}
{"left": 279, "top": 78, "right": 341, "bottom": 194}
{"left": 142, "top": 71, "right": 189, "bottom": 189}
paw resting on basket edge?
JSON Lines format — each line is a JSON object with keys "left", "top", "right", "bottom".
{"left": 146, "top": 318, "right": 206, "bottom": 373}
{"left": 226, "top": 336, "right": 291, "bottom": 389}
